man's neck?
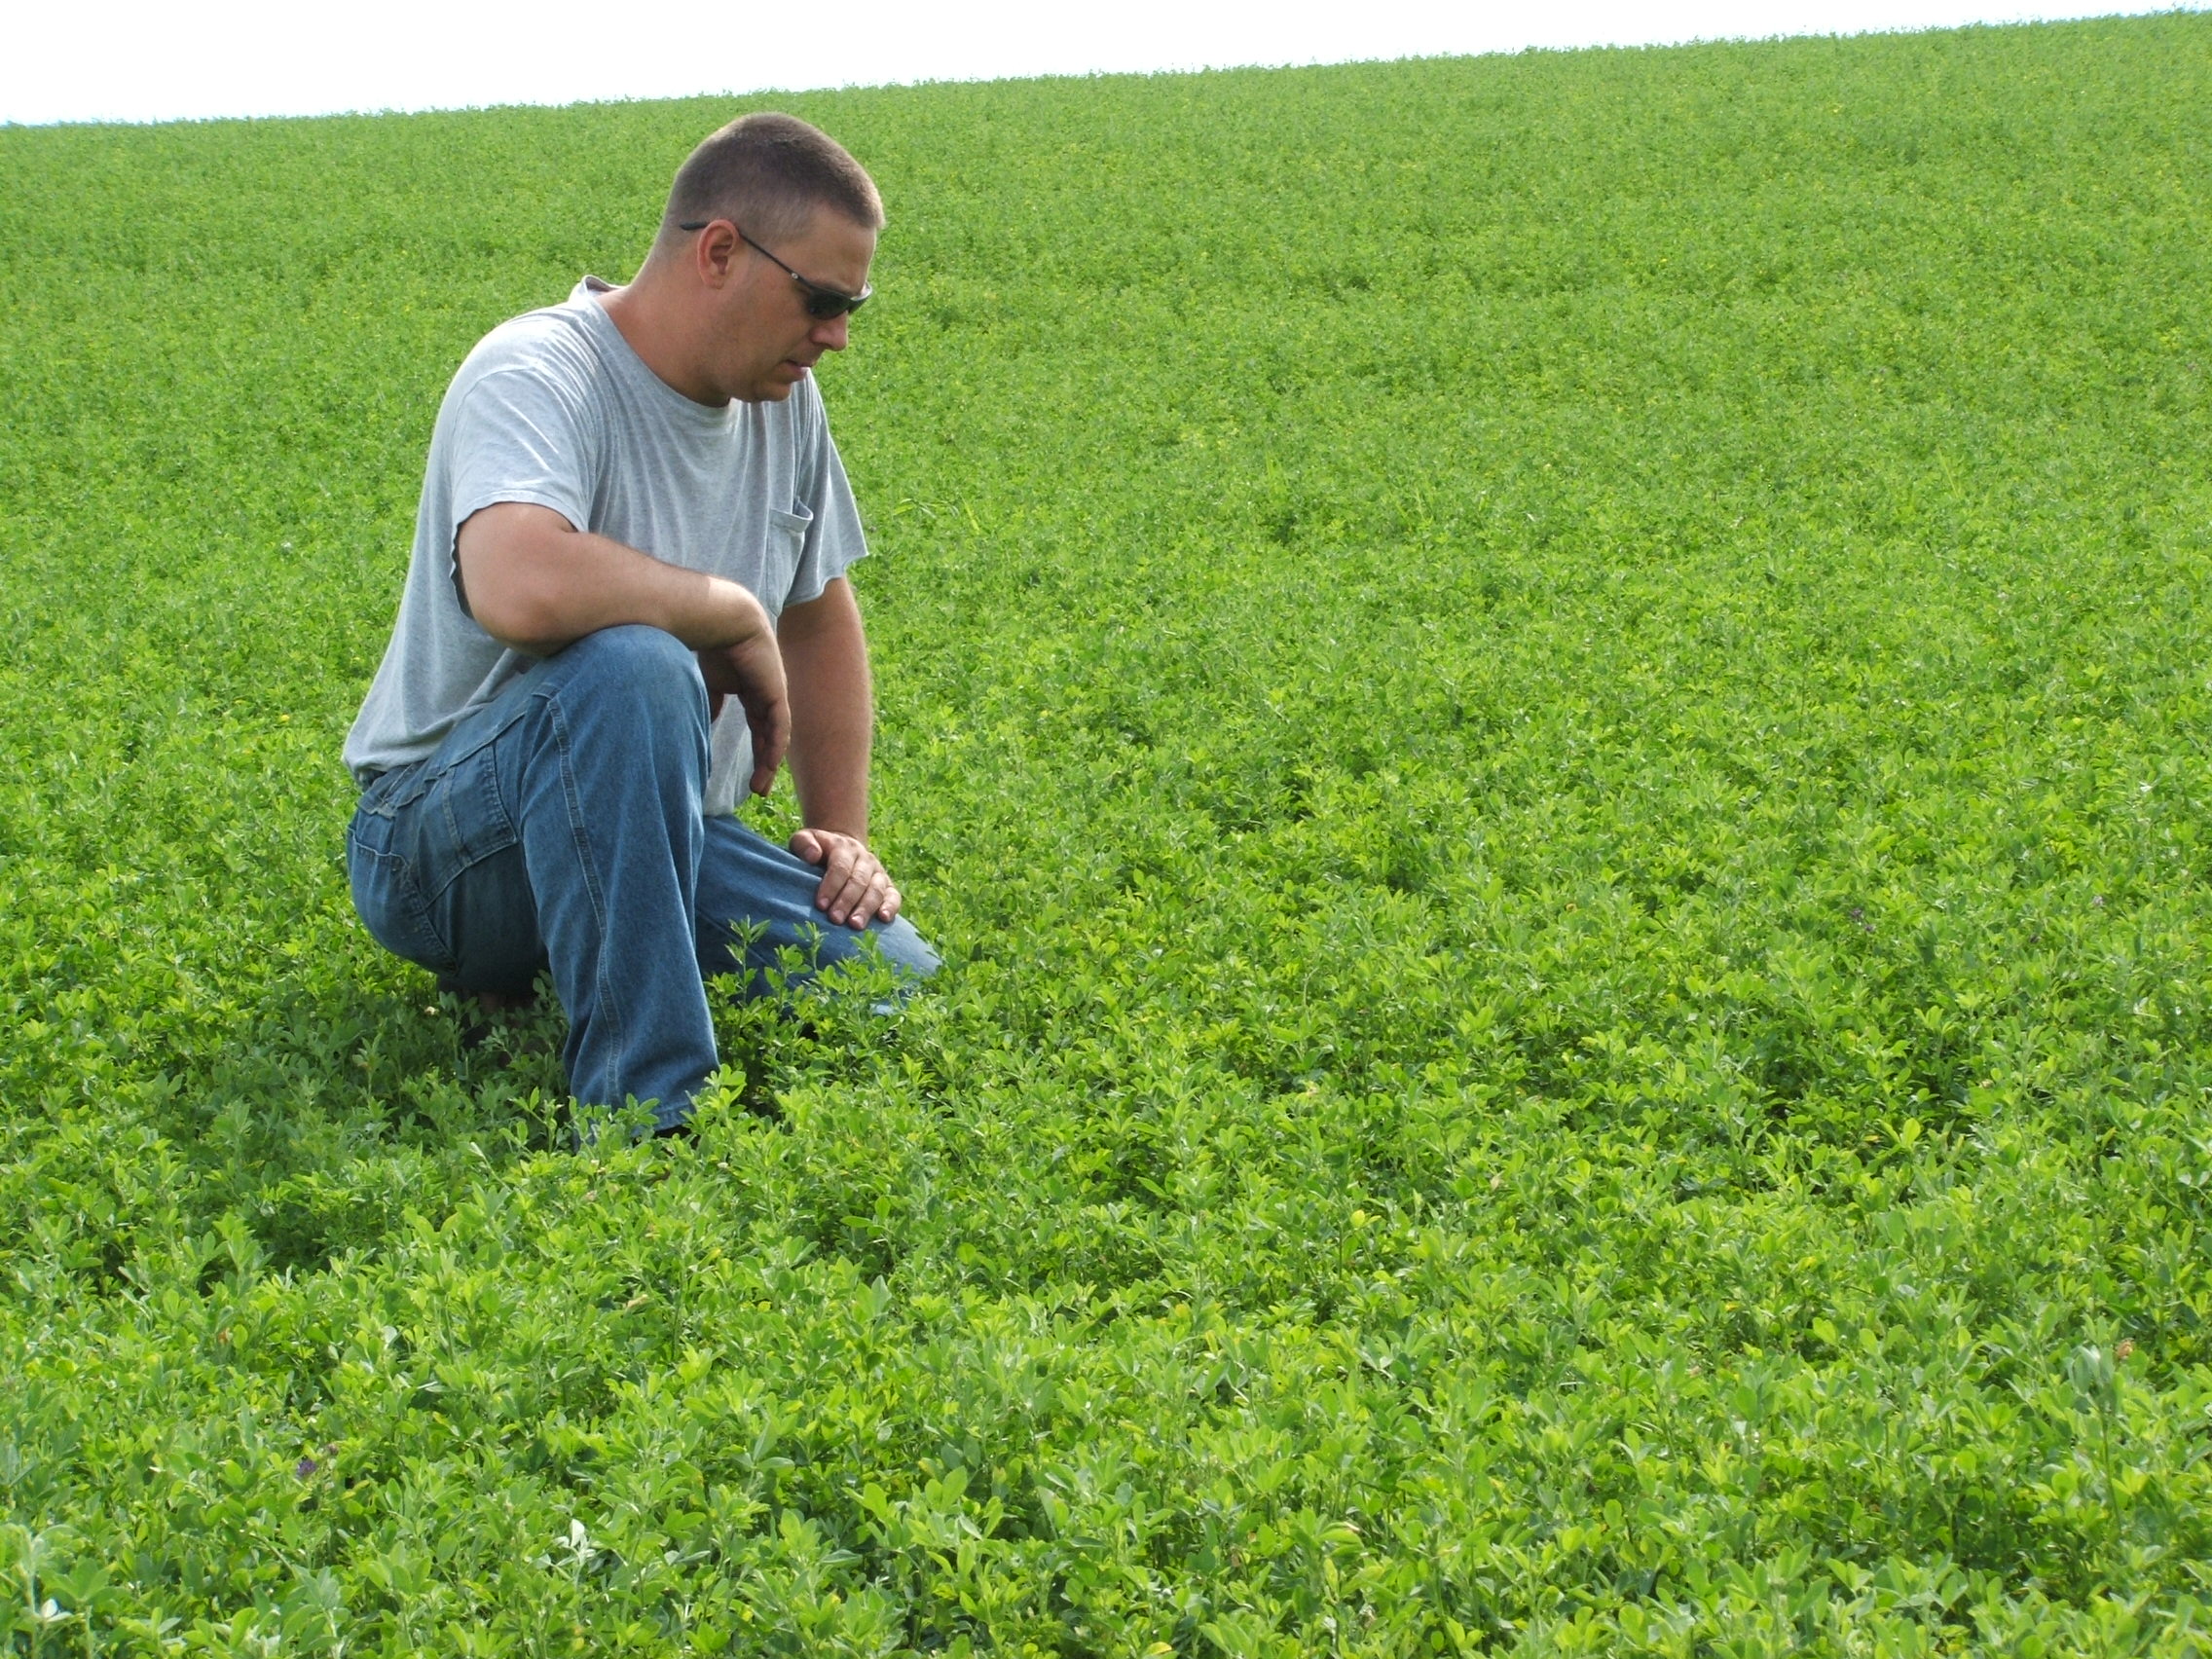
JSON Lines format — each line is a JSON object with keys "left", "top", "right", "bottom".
{"left": 598, "top": 269, "right": 724, "bottom": 407}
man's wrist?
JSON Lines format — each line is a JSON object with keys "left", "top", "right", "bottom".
{"left": 704, "top": 579, "right": 771, "bottom": 646}
{"left": 661, "top": 574, "right": 765, "bottom": 650}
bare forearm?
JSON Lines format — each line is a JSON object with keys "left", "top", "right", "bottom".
{"left": 457, "top": 503, "right": 770, "bottom": 655}
{"left": 781, "top": 583, "right": 874, "bottom": 841}
{"left": 789, "top": 684, "right": 871, "bottom": 839}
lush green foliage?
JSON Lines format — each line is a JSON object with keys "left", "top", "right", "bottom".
{"left": 7, "top": 14, "right": 2212, "bottom": 1652}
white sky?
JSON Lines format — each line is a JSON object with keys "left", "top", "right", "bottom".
{"left": 2, "top": 0, "right": 2192, "bottom": 127}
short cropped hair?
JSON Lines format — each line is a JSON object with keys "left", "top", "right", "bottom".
{"left": 659, "top": 113, "right": 884, "bottom": 249}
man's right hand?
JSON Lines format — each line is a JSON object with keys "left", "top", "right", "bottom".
{"left": 698, "top": 631, "right": 791, "bottom": 796}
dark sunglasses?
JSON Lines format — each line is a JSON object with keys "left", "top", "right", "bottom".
{"left": 679, "top": 219, "right": 872, "bottom": 320}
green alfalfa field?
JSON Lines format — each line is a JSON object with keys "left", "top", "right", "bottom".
{"left": 7, "top": 11, "right": 2212, "bottom": 1652}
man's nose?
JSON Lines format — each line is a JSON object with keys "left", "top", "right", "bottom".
{"left": 811, "top": 312, "right": 852, "bottom": 351}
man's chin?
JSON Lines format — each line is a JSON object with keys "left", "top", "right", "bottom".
{"left": 728, "top": 360, "right": 809, "bottom": 403}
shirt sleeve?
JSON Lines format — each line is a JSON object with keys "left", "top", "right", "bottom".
{"left": 442, "top": 362, "right": 600, "bottom": 592}
{"left": 783, "top": 383, "right": 870, "bottom": 608}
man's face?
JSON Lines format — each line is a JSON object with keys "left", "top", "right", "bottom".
{"left": 706, "top": 209, "right": 877, "bottom": 404}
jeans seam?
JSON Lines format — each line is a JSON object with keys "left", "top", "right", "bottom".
{"left": 545, "top": 690, "right": 632, "bottom": 1107}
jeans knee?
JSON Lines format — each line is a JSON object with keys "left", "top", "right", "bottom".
{"left": 870, "top": 918, "right": 941, "bottom": 982}
{"left": 522, "top": 627, "right": 710, "bottom": 805}
{"left": 732, "top": 915, "right": 939, "bottom": 997}
{"left": 551, "top": 626, "right": 704, "bottom": 725}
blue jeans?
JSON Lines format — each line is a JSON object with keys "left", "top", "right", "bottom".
{"left": 346, "top": 625, "right": 939, "bottom": 1130}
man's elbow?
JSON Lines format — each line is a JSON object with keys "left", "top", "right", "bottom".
{"left": 460, "top": 572, "right": 558, "bottom": 654}
{"left": 459, "top": 538, "right": 573, "bottom": 654}
{"left": 478, "top": 601, "right": 577, "bottom": 658}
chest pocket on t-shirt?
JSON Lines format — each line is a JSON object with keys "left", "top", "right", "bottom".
{"left": 765, "top": 501, "right": 814, "bottom": 602}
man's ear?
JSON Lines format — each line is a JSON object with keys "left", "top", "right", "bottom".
{"left": 693, "top": 220, "right": 743, "bottom": 289}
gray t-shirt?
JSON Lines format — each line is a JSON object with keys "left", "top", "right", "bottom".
{"left": 344, "top": 276, "right": 868, "bottom": 816}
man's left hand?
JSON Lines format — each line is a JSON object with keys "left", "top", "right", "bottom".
{"left": 790, "top": 828, "right": 902, "bottom": 928}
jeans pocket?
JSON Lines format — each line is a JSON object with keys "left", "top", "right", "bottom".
{"left": 418, "top": 741, "right": 519, "bottom": 891}
{"left": 357, "top": 757, "right": 431, "bottom": 818}
{"left": 348, "top": 831, "right": 459, "bottom": 975}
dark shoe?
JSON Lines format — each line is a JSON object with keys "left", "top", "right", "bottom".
{"left": 437, "top": 977, "right": 543, "bottom": 1051}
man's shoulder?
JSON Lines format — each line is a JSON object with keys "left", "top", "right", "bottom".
{"left": 450, "top": 294, "right": 609, "bottom": 403}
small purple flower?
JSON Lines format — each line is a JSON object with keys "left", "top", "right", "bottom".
{"left": 296, "top": 1457, "right": 318, "bottom": 1479}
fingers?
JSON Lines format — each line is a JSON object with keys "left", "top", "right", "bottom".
{"left": 793, "top": 831, "right": 895, "bottom": 929}
{"left": 814, "top": 839, "right": 872, "bottom": 928}
{"left": 849, "top": 863, "right": 895, "bottom": 929}
{"left": 704, "top": 634, "right": 787, "bottom": 794}
{"left": 747, "top": 686, "right": 790, "bottom": 795}
{"left": 698, "top": 636, "right": 791, "bottom": 793}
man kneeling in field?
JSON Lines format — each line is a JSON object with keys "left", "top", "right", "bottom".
{"left": 343, "top": 113, "right": 937, "bottom": 1134}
